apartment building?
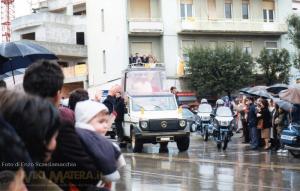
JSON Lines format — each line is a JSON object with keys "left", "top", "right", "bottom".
{"left": 11, "top": 0, "right": 88, "bottom": 96}
{"left": 86, "top": 0, "right": 290, "bottom": 90}
{"left": 12, "top": 0, "right": 292, "bottom": 92}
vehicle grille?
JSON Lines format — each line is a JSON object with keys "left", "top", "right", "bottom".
{"left": 148, "top": 119, "right": 180, "bottom": 132}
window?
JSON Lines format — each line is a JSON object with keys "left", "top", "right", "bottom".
{"left": 102, "top": 50, "right": 106, "bottom": 73}
{"left": 225, "top": 0, "right": 232, "bottom": 19}
{"left": 101, "top": 9, "right": 105, "bottom": 32}
{"left": 21, "top": 32, "right": 35, "bottom": 40}
{"left": 76, "top": 32, "right": 85, "bottom": 45}
{"left": 180, "top": 0, "right": 193, "bottom": 19}
{"left": 243, "top": 41, "right": 252, "bottom": 55}
{"left": 242, "top": 0, "right": 249, "bottom": 19}
{"left": 263, "top": 0, "right": 275, "bottom": 22}
{"left": 207, "top": 0, "right": 217, "bottom": 20}
{"left": 265, "top": 41, "right": 278, "bottom": 54}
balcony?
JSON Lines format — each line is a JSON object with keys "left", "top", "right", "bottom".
{"left": 178, "top": 18, "right": 288, "bottom": 35}
{"left": 128, "top": 18, "right": 163, "bottom": 36}
{"left": 27, "top": 40, "right": 87, "bottom": 58}
{"left": 62, "top": 64, "right": 88, "bottom": 83}
{"left": 12, "top": 12, "right": 86, "bottom": 31}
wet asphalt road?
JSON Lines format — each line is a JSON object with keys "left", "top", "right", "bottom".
{"left": 112, "top": 133, "right": 300, "bottom": 191}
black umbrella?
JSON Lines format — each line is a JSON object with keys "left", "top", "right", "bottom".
{"left": 248, "top": 89, "right": 271, "bottom": 99}
{"left": 0, "top": 41, "right": 57, "bottom": 83}
{"left": 266, "top": 84, "right": 288, "bottom": 94}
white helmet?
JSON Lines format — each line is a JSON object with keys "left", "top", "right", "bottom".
{"left": 216, "top": 99, "right": 224, "bottom": 106}
{"left": 201, "top": 98, "right": 208, "bottom": 104}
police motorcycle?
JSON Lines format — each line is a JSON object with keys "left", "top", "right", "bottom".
{"left": 197, "top": 99, "right": 213, "bottom": 141}
{"left": 210, "top": 99, "right": 235, "bottom": 150}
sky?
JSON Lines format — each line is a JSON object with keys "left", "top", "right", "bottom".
{"left": 15, "top": 0, "right": 31, "bottom": 18}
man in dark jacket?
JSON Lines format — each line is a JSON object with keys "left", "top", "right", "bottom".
{"left": 247, "top": 97, "right": 258, "bottom": 149}
{"left": 115, "top": 92, "right": 125, "bottom": 143}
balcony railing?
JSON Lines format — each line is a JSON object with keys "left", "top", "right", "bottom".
{"left": 128, "top": 18, "right": 163, "bottom": 35}
{"left": 179, "top": 17, "right": 288, "bottom": 35}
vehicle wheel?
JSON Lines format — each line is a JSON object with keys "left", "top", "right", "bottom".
{"left": 217, "top": 142, "right": 222, "bottom": 150}
{"left": 131, "top": 129, "right": 143, "bottom": 153}
{"left": 223, "top": 136, "right": 229, "bottom": 151}
{"left": 159, "top": 142, "right": 169, "bottom": 153}
{"left": 289, "top": 150, "right": 300, "bottom": 158}
{"left": 176, "top": 136, "right": 190, "bottom": 152}
{"left": 190, "top": 123, "right": 197, "bottom": 132}
{"left": 204, "top": 128, "right": 209, "bottom": 142}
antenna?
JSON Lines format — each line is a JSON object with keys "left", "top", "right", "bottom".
{"left": 1, "top": 0, "right": 15, "bottom": 42}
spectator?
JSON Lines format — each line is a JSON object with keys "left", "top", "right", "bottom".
{"left": 170, "top": 86, "right": 179, "bottom": 105}
{"left": 129, "top": 54, "right": 135, "bottom": 64}
{"left": 68, "top": 88, "right": 89, "bottom": 111}
{"left": 141, "top": 55, "right": 149, "bottom": 63}
{"left": 0, "top": 116, "right": 31, "bottom": 191}
{"left": 75, "top": 100, "right": 126, "bottom": 189}
{"left": 115, "top": 92, "right": 125, "bottom": 144}
{"left": 23, "top": 60, "right": 99, "bottom": 190}
{"left": 0, "top": 80, "right": 6, "bottom": 88}
{"left": 247, "top": 97, "right": 258, "bottom": 150}
{"left": 0, "top": 90, "right": 61, "bottom": 190}
{"left": 257, "top": 99, "right": 271, "bottom": 150}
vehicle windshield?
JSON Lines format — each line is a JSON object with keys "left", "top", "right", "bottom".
{"left": 132, "top": 95, "right": 177, "bottom": 111}
{"left": 198, "top": 104, "right": 212, "bottom": 113}
{"left": 216, "top": 106, "right": 232, "bottom": 117}
{"left": 125, "top": 70, "right": 166, "bottom": 93}
{"left": 183, "top": 108, "right": 194, "bottom": 118}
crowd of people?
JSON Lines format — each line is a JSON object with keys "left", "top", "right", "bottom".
{"left": 129, "top": 53, "right": 158, "bottom": 66}
{"left": 232, "top": 96, "right": 300, "bottom": 151}
{"left": 0, "top": 60, "right": 126, "bottom": 191}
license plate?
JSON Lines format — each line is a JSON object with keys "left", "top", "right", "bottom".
{"left": 281, "top": 135, "right": 295, "bottom": 141}
{"left": 157, "top": 136, "right": 174, "bottom": 142}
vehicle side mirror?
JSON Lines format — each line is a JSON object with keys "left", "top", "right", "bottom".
{"left": 210, "top": 113, "right": 215, "bottom": 118}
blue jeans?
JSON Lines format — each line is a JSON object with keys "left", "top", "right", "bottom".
{"left": 250, "top": 126, "right": 259, "bottom": 148}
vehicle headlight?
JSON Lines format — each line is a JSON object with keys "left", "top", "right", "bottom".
{"left": 140, "top": 121, "right": 148, "bottom": 129}
{"left": 220, "top": 121, "right": 230, "bottom": 126}
{"left": 179, "top": 120, "right": 186, "bottom": 128}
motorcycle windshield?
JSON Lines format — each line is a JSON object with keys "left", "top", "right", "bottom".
{"left": 198, "top": 104, "right": 212, "bottom": 113}
{"left": 216, "top": 107, "right": 232, "bottom": 117}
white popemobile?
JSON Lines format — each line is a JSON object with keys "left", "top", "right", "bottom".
{"left": 121, "top": 67, "right": 190, "bottom": 153}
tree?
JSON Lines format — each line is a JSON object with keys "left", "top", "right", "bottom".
{"left": 256, "top": 48, "right": 290, "bottom": 85}
{"left": 186, "top": 46, "right": 254, "bottom": 98}
{"left": 288, "top": 14, "right": 300, "bottom": 69}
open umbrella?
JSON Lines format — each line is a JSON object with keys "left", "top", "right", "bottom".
{"left": 244, "top": 86, "right": 270, "bottom": 98}
{"left": 0, "top": 40, "right": 57, "bottom": 83}
{"left": 279, "top": 84, "right": 300, "bottom": 104}
{"left": 239, "top": 87, "right": 251, "bottom": 94}
{"left": 266, "top": 84, "right": 288, "bottom": 94}
{"left": 272, "top": 98, "right": 294, "bottom": 112}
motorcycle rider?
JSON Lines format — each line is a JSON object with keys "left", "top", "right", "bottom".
{"left": 201, "top": 98, "right": 208, "bottom": 104}
{"left": 213, "top": 99, "right": 225, "bottom": 115}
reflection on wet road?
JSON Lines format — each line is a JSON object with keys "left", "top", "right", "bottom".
{"left": 113, "top": 134, "right": 300, "bottom": 191}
